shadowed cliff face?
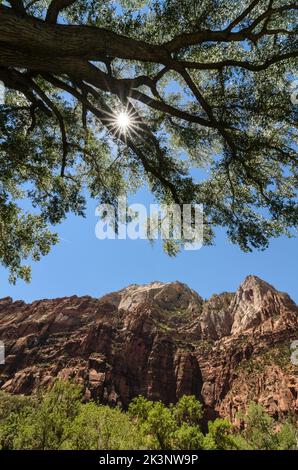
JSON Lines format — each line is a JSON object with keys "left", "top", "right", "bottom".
{"left": 0, "top": 276, "right": 297, "bottom": 424}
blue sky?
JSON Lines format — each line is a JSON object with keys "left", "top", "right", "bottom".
{"left": 0, "top": 190, "right": 297, "bottom": 304}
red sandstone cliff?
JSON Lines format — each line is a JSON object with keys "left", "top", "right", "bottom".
{"left": 0, "top": 275, "right": 297, "bottom": 424}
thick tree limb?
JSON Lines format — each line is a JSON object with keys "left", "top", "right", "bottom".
{"left": 0, "top": 6, "right": 169, "bottom": 63}
{"left": 8, "top": 0, "right": 26, "bottom": 15}
{"left": 0, "top": 5, "right": 296, "bottom": 70}
{"left": 46, "top": 0, "right": 77, "bottom": 24}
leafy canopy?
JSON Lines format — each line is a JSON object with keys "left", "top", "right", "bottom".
{"left": 0, "top": 0, "right": 297, "bottom": 281}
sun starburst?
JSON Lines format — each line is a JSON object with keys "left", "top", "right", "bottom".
{"left": 116, "top": 111, "right": 131, "bottom": 133}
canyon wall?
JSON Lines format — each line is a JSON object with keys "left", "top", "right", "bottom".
{"left": 0, "top": 275, "right": 297, "bottom": 424}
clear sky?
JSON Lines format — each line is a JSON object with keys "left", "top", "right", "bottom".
{"left": 0, "top": 189, "right": 297, "bottom": 304}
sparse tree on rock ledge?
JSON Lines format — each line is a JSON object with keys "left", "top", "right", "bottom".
{"left": 0, "top": 0, "right": 297, "bottom": 281}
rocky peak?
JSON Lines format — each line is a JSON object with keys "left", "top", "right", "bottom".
{"left": 100, "top": 281, "right": 203, "bottom": 314}
{"left": 230, "top": 275, "right": 298, "bottom": 335}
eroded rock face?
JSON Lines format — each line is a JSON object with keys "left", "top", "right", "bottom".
{"left": 0, "top": 276, "right": 297, "bottom": 424}
{"left": 230, "top": 276, "right": 298, "bottom": 335}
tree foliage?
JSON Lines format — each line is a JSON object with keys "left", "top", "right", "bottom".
{"left": 234, "top": 402, "right": 298, "bottom": 450}
{"left": 0, "top": 0, "right": 297, "bottom": 280}
{"left": 0, "top": 382, "right": 296, "bottom": 450}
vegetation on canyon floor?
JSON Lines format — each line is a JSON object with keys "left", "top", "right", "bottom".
{"left": 0, "top": 381, "right": 296, "bottom": 450}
